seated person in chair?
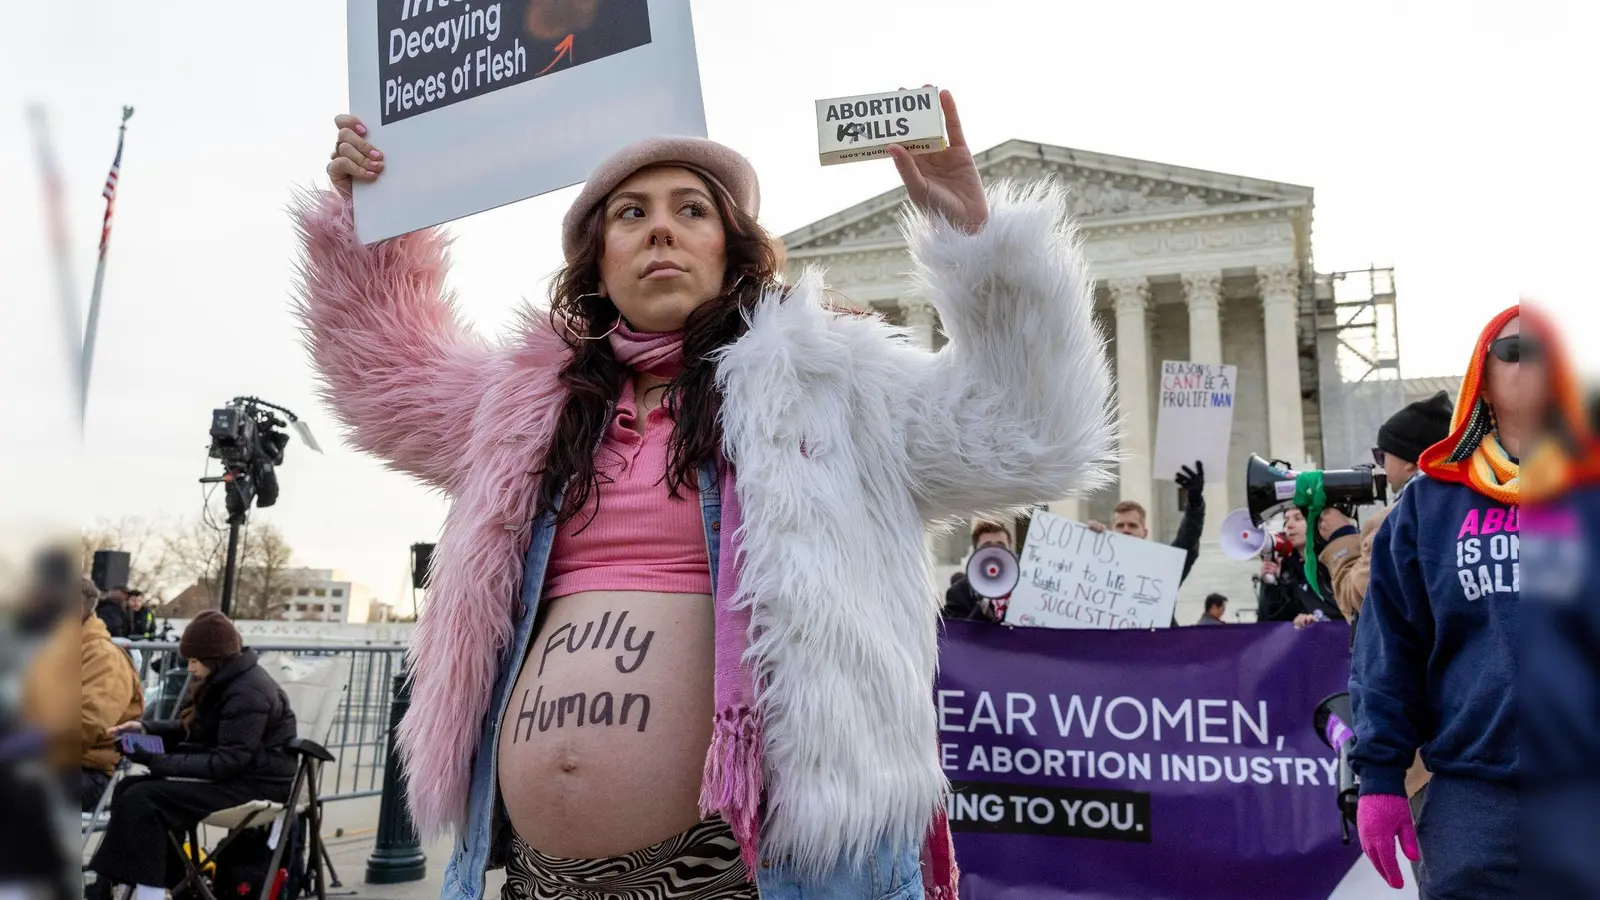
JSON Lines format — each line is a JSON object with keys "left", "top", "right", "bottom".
{"left": 87, "top": 611, "right": 298, "bottom": 900}
{"left": 80, "top": 575, "right": 146, "bottom": 811}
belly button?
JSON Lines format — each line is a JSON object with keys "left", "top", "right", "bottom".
{"left": 559, "top": 759, "right": 578, "bottom": 774}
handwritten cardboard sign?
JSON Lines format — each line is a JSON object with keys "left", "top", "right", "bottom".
{"left": 815, "top": 87, "right": 947, "bottom": 166}
{"left": 1153, "top": 360, "right": 1237, "bottom": 481}
{"left": 346, "top": 0, "right": 706, "bottom": 243}
{"left": 1010, "top": 512, "right": 1185, "bottom": 630}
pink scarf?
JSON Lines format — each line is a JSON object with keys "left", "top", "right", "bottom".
{"left": 608, "top": 320, "right": 765, "bottom": 869}
{"left": 606, "top": 320, "right": 957, "bottom": 895}
{"left": 607, "top": 319, "right": 685, "bottom": 376}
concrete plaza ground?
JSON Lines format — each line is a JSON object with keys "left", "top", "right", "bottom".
{"left": 310, "top": 796, "right": 502, "bottom": 900}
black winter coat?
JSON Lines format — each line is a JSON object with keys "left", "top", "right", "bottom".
{"left": 1257, "top": 551, "right": 1343, "bottom": 623}
{"left": 942, "top": 575, "right": 1000, "bottom": 622}
{"left": 144, "top": 648, "right": 298, "bottom": 785}
{"left": 95, "top": 599, "right": 129, "bottom": 639}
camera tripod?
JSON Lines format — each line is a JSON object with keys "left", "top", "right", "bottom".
{"left": 198, "top": 465, "right": 256, "bottom": 618}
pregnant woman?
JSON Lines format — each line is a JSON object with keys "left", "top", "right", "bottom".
{"left": 296, "top": 90, "right": 1115, "bottom": 899}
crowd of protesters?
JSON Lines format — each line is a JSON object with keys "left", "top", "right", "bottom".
{"left": 937, "top": 303, "right": 1587, "bottom": 900}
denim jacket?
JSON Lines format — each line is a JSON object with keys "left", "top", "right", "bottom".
{"left": 439, "top": 461, "right": 924, "bottom": 900}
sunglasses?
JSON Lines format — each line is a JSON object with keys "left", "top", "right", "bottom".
{"left": 1371, "top": 447, "right": 1386, "bottom": 467}
{"left": 1489, "top": 335, "right": 1540, "bottom": 364}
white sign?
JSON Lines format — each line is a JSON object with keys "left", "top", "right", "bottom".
{"left": 1009, "top": 512, "right": 1185, "bottom": 630}
{"left": 346, "top": 0, "right": 707, "bottom": 243}
{"left": 1153, "top": 360, "right": 1237, "bottom": 480}
{"left": 815, "top": 87, "right": 947, "bottom": 166}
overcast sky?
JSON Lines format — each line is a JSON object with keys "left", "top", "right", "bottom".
{"left": 2, "top": 1, "right": 1590, "bottom": 612}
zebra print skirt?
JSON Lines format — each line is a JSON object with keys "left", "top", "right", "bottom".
{"left": 502, "top": 817, "right": 757, "bottom": 899}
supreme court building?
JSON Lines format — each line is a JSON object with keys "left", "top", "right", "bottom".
{"left": 781, "top": 140, "right": 1417, "bottom": 620}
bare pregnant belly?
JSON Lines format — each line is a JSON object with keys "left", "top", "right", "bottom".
{"left": 496, "top": 591, "right": 715, "bottom": 859}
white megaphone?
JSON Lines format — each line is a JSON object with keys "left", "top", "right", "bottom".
{"left": 1220, "top": 509, "right": 1269, "bottom": 560}
{"left": 1220, "top": 508, "right": 1296, "bottom": 584}
{"left": 965, "top": 545, "right": 1020, "bottom": 599}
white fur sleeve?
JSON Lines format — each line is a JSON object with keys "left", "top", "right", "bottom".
{"left": 896, "top": 180, "right": 1119, "bottom": 522}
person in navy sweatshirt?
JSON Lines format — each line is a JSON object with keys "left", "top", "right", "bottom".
{"left": 1511, "top": 302, "right": 1598, "bottom": 900}
{"left": 1351, "top": 304, "right": 1525, "bottom": 898}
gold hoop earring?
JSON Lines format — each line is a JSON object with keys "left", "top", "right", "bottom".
{"left": 563, "top": 293, "right": 621, "bottom": 342}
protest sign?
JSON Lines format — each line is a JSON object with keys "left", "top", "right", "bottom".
{"left": 937, "top": 621, "right": 1375, "bottom": 899}
{"left": 1153, "top": 360, "right": 1237, "bottom": 480}
{"left": 815, "top": 87, "right": 947, "bottom": 166}
{"left": 1009, "top": 511, "right": 1184, "bottom": 630}
{"left": 346, "top": 0, "right": 706, "bottom": 243}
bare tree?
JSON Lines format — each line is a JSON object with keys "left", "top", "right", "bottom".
{"left": 83, "top": 515, "right": 295, "bottom": 620}
{"left": 155, "top": 516, "right": 234, "bottom": 611}
{"left": 82, "top": 516, "right": 181, "bottom": 599}
{"left": 231, "top": 522, "right": 295, "bottom": 620}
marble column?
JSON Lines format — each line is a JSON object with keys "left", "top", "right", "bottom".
{"left": 1256, "top": 264, "right": 1308, "bottom": 467}
{"left": 1109, "top": 277, "right": 1154, "bottom": 530}
{"left": 898, "top": 296, "right": 937, "bottom": 350}
{"left": 1181, "top": 272, "right": 1230, "bottom": 537}
{"left": 1046, "top": 497, "right": 1085, "bottom": 524}
{"left": 1181, "top": 272, "right": 1224, "bottom": 365}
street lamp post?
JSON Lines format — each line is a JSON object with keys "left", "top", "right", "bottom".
{"left": 365, "top": 665, "right": 426, "bottom": 884}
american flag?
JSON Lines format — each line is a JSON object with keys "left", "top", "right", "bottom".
{"left": 98, "top": 128, "right": 125, "bottom": 259}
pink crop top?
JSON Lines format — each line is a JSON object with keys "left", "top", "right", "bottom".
{"left": 543, "top": 379, "right": 713, "bottom": 600}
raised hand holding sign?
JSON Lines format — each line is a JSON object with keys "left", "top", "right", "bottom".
{"left": 327, "top": 114, "right": 383, "bottom": 197}
{"left": 886, "top": 89, "right": 989, "bottom": 235}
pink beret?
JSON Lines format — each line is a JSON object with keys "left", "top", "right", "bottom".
{"left": 561, "top": 136, "right": 760, "bottom": 263}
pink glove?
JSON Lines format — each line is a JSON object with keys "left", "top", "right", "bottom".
{"left": 1357, "top": 793, "right": 1420, "bottom": 889}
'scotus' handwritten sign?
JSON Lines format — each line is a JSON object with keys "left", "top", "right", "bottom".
{"left": 1011, "top": 512, "right": 1185, "bottom": 630}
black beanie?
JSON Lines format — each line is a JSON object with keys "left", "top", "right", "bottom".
{"left": 1377, "top": 390, "right": 1454, "bottom": 464}
{"left": 180, "top": 610, "right": 243, "bottom": 661}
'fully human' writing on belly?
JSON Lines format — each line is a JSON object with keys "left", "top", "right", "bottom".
{"left": 538, "top": 610, "right": 655, "bottom": 677}
{"left": 513, "top": 610, "right": 656, "bottom": 742}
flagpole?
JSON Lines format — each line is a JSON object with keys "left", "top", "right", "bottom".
{"left": 27, "top": 106, "right": 85, "bottom": 425}
{"left": 82, "top": 104, "right": 134, "bottom": 420}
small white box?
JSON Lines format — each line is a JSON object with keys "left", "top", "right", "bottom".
{"left": 815, "top": 87, "right": 947, "bottom": 166}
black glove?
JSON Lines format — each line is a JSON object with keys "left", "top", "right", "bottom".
{"left": 1175, "top": 461, "right": 1205, "bottom": 503}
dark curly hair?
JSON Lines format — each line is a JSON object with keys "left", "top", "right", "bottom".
{"left": 535, "top": 166, "right": 785, "bottom": 528}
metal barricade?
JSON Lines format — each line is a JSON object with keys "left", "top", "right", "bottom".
{"left": 127, "top": 641, "right": 405, "bottom": 803}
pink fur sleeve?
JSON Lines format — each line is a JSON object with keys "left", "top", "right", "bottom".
{"left": 290, "top": 189, "right": 494, "bottom": 491}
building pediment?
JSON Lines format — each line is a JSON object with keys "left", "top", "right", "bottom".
{"left": 783, "top": 140, "right": 1313, "bottom": 256}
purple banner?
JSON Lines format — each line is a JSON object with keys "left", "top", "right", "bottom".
{"left": 937, "top": 621, "right": 1361, "bottom": 900}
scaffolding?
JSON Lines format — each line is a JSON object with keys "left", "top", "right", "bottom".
{"left": 1311, "top": 266, "right": 1404, "bottom": 471}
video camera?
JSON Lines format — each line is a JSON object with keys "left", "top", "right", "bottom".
{"left": 209, "top": 403, "right": 286, "bottom": 470}
{"left": 205, "top": 397, "right": 320, "bottom": 520}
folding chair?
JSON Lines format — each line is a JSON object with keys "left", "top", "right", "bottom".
{"left": 165, "top": 652, "right": 349, "bottom": 900}
{"left": 82, "top": 761, "right": 132, "bottom": 851}
{"left": 82, "top": 760, "right": 197, "bottom": 897}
